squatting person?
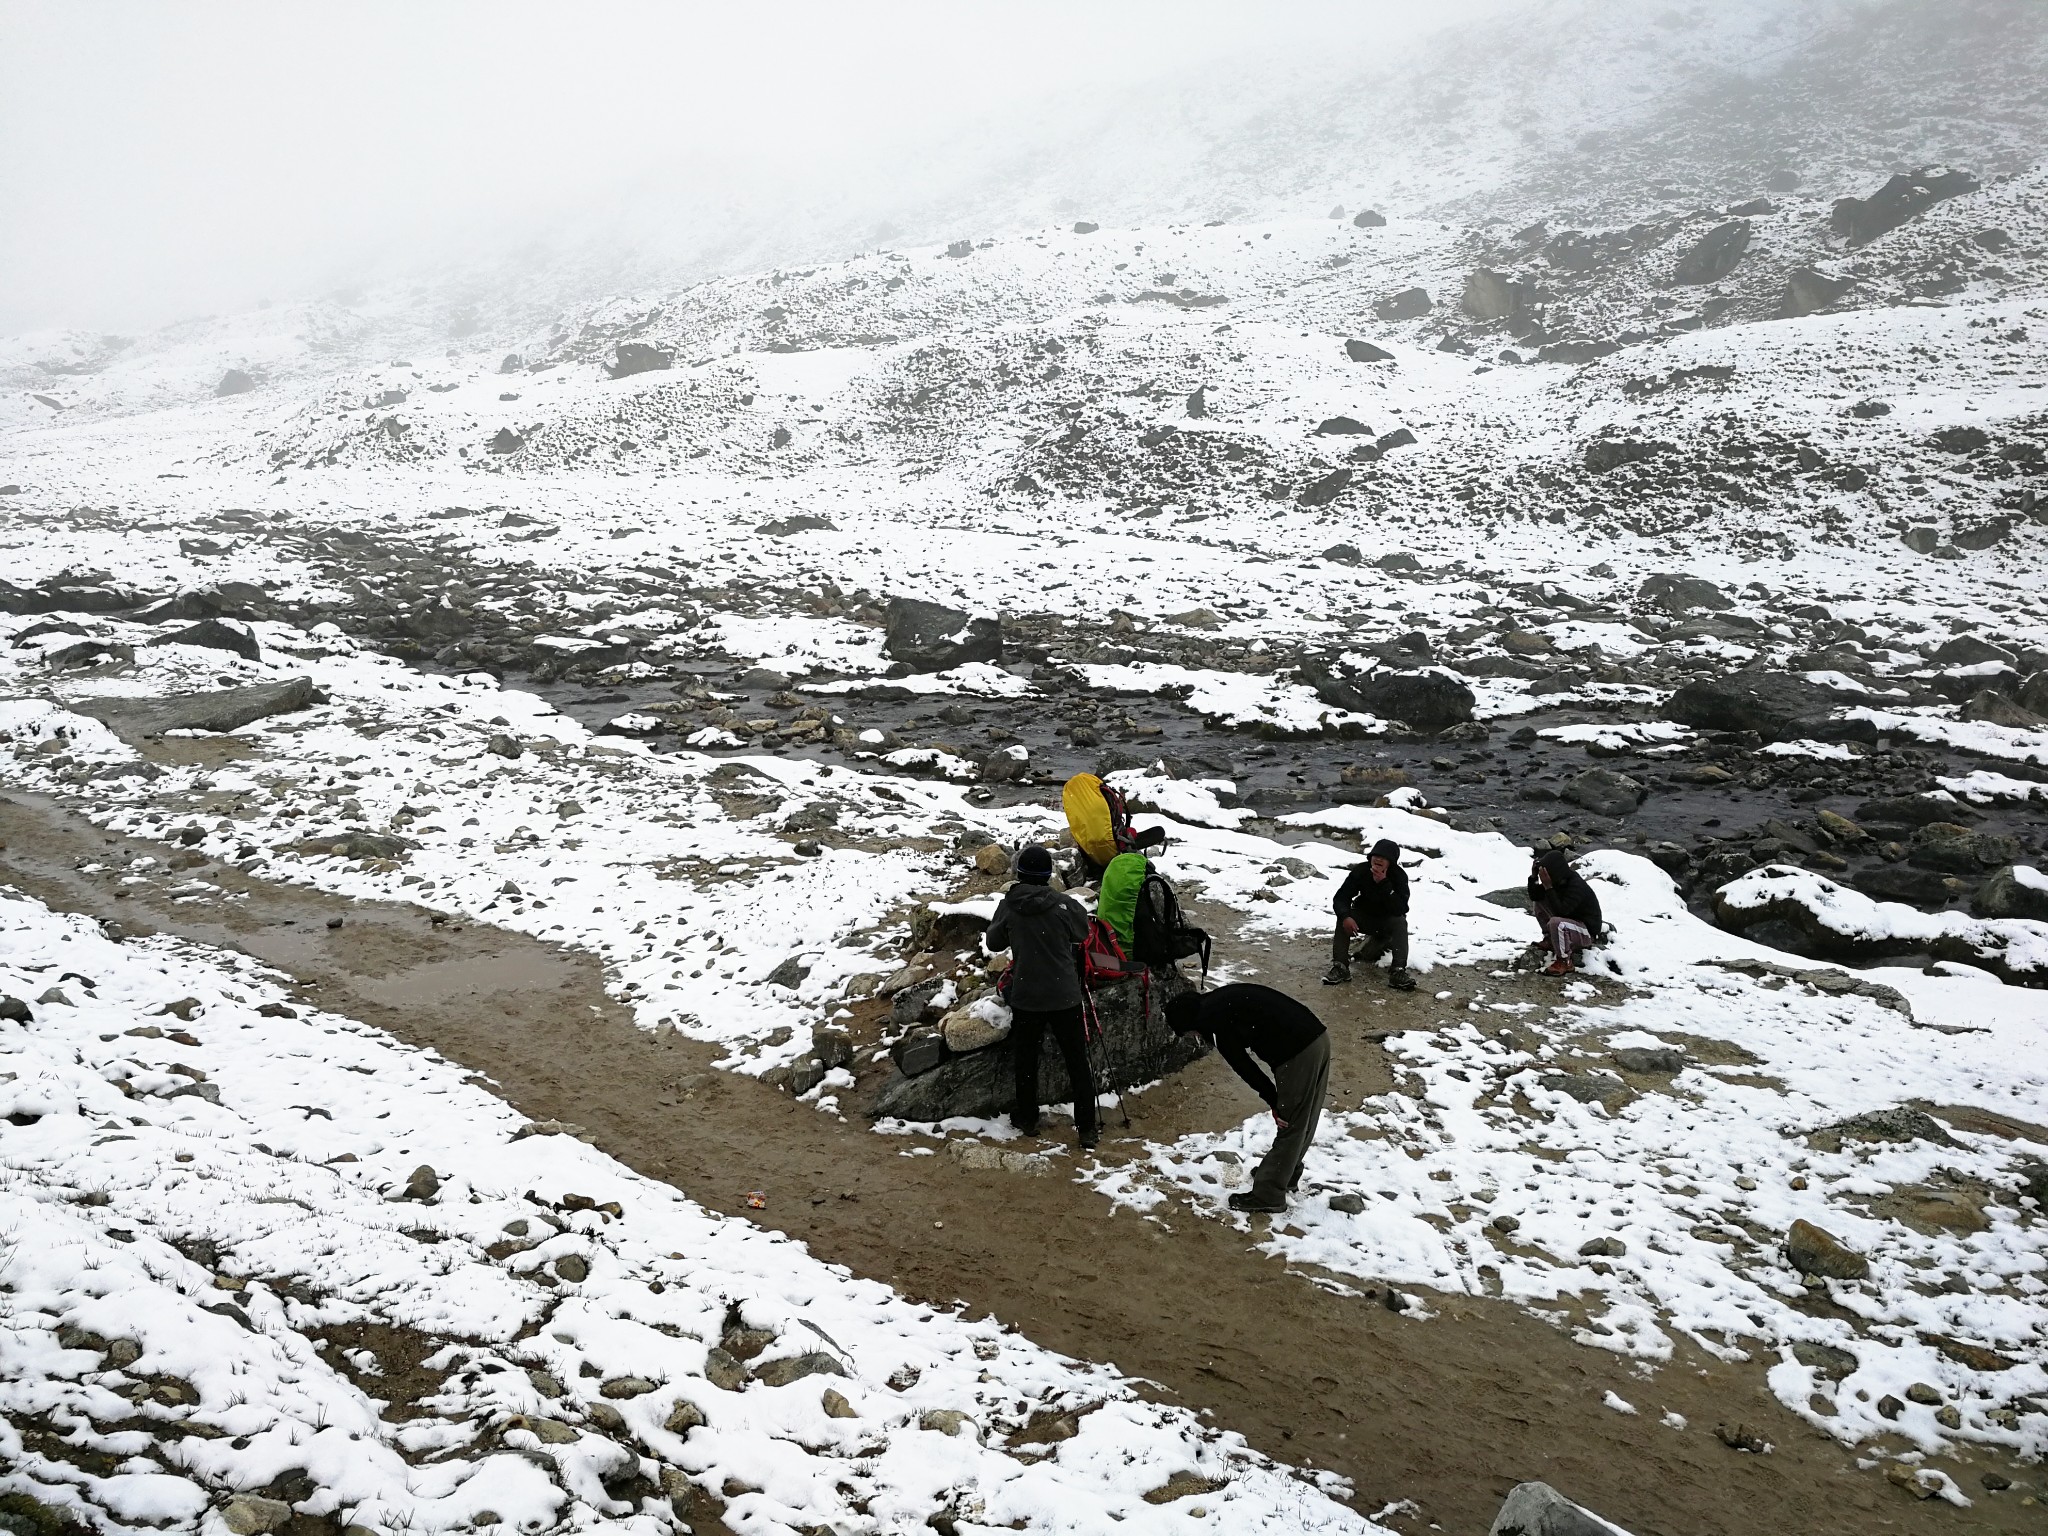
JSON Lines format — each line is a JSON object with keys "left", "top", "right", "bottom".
{"left": 986, "top": 844, "right": 1100, "bottom": 1150}
{"left": 1529, "top": 847, "right": 1603, "bottom": 976}
{"left": 1166, "top": 983, "right": 1331, "bottom": 1213}
{"left": 1323, "top": 837, "right": 1415, "bottom": 991}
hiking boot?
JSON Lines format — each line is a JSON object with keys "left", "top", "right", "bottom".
{"left": 1228, "top": 1191, "right": 1287, "bottom": 1214}
{"left": 1543, "top": 957, "right": 1574, "bottom": 977}
{"left": 1387, "top": 967, "right": 1417, "bottom": 992}
{"left": 1321, "top": 964, "right": 1351, "bottom": 986}
{"left": 1079, "top": 1127, "right": 1100, "bottom": 1152}
{"left": 1013, "top": 1116, "right": 1041, "bottom": 1138}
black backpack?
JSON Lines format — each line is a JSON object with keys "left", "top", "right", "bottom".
{"left": 1130, "top": 868, "right": 1212, "bottom": 975}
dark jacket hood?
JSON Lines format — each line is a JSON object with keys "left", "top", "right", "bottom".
{"left": 1369, "top": 839, "right": 1401, "bottom": 864}
{"left": 1005, "top": 879, "right": 1070, "bottom": 912}
{"left": 1535, "top": 850, "right": 1577, "bottom": 883}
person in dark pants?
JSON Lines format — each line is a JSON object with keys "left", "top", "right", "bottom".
{"left": 986, "top": 844, "right": 1099, "bottom": 1149}
{"left": 1166, "top": 984, "right": 1330, "bottom": 1212}
{"left": 1529, "top": 848, "right": 1603, "bottom": 975}
{"left": 1324, "top": 837, "right": 1414, "bottom": 991}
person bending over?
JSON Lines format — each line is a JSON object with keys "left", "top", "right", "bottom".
{"left": 987, "top": 844, "right": 1099, "bottom": 1149}
{"left": 1167, "top": 984, "right": 1330, "bottom": 1213}
{"left": 1324, "top": 837, "right": 1415, "bottom": 991}
{"left": 1529, "top": 848, "right": 1602, "bottom": 976}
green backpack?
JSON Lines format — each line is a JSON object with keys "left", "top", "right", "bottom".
{"left": 1098, "top": 852, "right": 1149, "bottom": 948}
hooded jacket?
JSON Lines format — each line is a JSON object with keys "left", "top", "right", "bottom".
{"left": 1333, "top": 838, "right": 1410, "bottom": 925}
{"left": 986, "top": 880, "right": 1090, "bottom": 1011}
{"left": 1529, "top": 850, "right": 1602, "bottom": 932}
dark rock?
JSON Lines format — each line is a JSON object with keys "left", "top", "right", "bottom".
{"left": 1857, "top": 795, "right": 1975, "bottom": 827}
{"left": 151, "top": 618, "right": 260, "bottom": 662}
{"left": 1663, "top": 671, "right": 1843, "bottom": 741}
{"left": 1072, "top": 221, "right": 1099, "bottom": 235}
{"left": 1344, "top": 339, "right": 1394, "bottom": 363}
{"left": 1830, "top": 168, "right": 1980, "bottom": 247}
{"left": 215, "top": 370, "right": 257, "bottom": 397}
{"left": 1563, "top": 768, "right": 1645, "bottom": 818}
{"left": 1961, "top": 690, "right": 2041, "bottom": 728}
{"left": 0, "top": 996, "right": 31, "bottom": 1023}
{"left": 1538, "top": 1071, "right": 1626, "bottom": 1104}
{"left": 1781, "top": 268, "right": 1853, "bottom": 317}
{"left": 1850, "top": 398, "right": 1891, "bottom": 419}
{"left": 1637, "top": 573, "right": 1731, "bottom": 612}
{"left": 1832, "top": 1106, "right": 1958, "bottom": 1148}
{"left": 1785, "top": 1219, "right": 1868, "bottom": 1280}
{"left": 1321, "top": 543, "right": 1362, "bottom": 565}
{"left": 872, "top": 965, "right": 1202, "bottom": 1121}
{"left": 1184, "top": 386, "right": 1206, "bottom": 418}
{"left": 883, "top": 598, "right": 1001, "bottom": 672}
{"left": 1376, "top": 428, "right": 1417, "bottom": 451}
{"left": 1297, "top": 468, "right": 1353, "bottom": 508}
{"left": 403, "top": 1165, "right": 441, "bottom": 1201}
{"left": 488, "top": 428, "right": 525, "bottom": 455}
{"left": 1351, "top": 210, "right": 1386, "bottom": 228}
{"left": 752, "top": 1351, "right": 846, "bottom": 1387}
{"left": 78, "top": 677, "right": 318, "bottom": 742}
{"left": 1901, "top": 525, "right": 1939, "bottom": 555}
{"left": 1585, "top": 438, "right": 1667, "bottom": 474}
{"left": 1952, "top": 518, "right": 2012, "bottom": 552}
{"left": 1374, "top": 287, "right": 1432, "bottom": 321}
{"left": 946, "top": 240, "right": 973, "bottom": 258}
{"left": 889, "top": 1033, "right": 948, "bottom": 1078}
{"left": 1462, "top": 269, "right": 1531, "bottom": 322}
{"left": 1793, "top": 1340, "right": 1859, "bottom": 1379}
{"left": 1851, "top": 864, "right": 1958, "bottom": 906}
{"left": 1974, "top": 866, "right": 2048, "bottom": 921}
{"left": 1313, "top": 668, "right": 1475, "bottom": 732}
{"left": 1314, "top": 415, "right": 1372, "bottom": 436}
{"left": 1671, "top": 220, "right": 1751, "bottom": 285}
{"left": 1910, "top": 822, "right": 2019, "bottom": 873}
{"left": 756, "top": 514, "right": 835, "bottom": 537}
{"left": 606, "top": 343, "right": 672, "bottom": 379}
{"left": 1930, "top": 424, "right": 1991, "bottom": 454}
{"left": 1613, "top": 1046, "right": 1685, "bottom": 1074}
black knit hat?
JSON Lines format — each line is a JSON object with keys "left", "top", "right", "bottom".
{"left": 1015, "top": 844, "right": 1054, "bottom": 882}
{"left": 1166, "top": 991, "right": 1207, "bottom": 1034}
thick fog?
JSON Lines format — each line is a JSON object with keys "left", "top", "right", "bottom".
{"left": 0, "top": 0, "right": 1515, "bottom": 335}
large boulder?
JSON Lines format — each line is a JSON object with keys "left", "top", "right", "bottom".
{"left": 1296, "top": 468, "right": 1353, "bottom": 508}
{"left": 1488, "top": 1481, "right": 1631, "bottom": 1536}
{"left": 1662, "top": 671, "right": 1846, "bottom": 741}
{"left": 1670, "top": 219, "right": 1751, "bottom": 285}
{"left": 1461, "top": 269, "right": 1530, "bottom": 322}
{"left": 869, "top": 964, "right": 1204, "bottom": 1121}
{"left": 1975, "top": 866, "right": 2048, "bottom": 922}
{"left": 0, "top": 575, "right": 143, "bottom": 616}
{"left": 606, "top": 343, "right": 672, "bottom": 379}
{"left": 1780, "top": 267, "right": 1853, "bottom": 317}
{"left": 1312, "top": 667, "right": 1475, "bottom": 733}
{"left": 1584, "top": 438, "right": 1668, "bottom": 474}
{"left": 883, "top": 598, "right": 1002, "bottom": 673}
{"left": 1562, "top": 768, "right": 1645, "bottom": 818}
{"left": 150, "top": 618, "right": 260, "bottom": 662}
{"left": 1636, "top": 573, "right": 1731, "bottom": 612}
{"left": 1830, "top": 168, "right": 1979, "bottom": 247}
{"left": 1373, "top": 287, "right": 1432, "bottom": 321}
{"left": 215, "top": 369, "right": 257, "bottom": 397}
{"left": 78, "top": 677, "right": 319, "bottom": 742}
{"left": 1344, "top": 339, "right": 1394, "bottom": 363}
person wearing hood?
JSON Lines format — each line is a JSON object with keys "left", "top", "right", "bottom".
{"left": 1528, "top": 848, "right": 1602, "bottom": 976}
{"left": 1166, "top": 984, "right": 1330, "bottom": 1213}
{"left": 986, "top": 844, "right": 1099, "bottom": 1149}
{"left": 1324, "top": 838, "right": 1415, "bottom": 991}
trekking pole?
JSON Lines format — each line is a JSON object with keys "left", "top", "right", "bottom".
{"left": 1082, "top": 989, "right": 1132, "bottom": 1130}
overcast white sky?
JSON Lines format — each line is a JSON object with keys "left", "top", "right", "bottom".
{"left": 0, "top": 1, "right": 1510, "bottom": 334}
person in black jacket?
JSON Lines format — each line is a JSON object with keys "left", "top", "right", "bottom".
{"left": 1324, "top": 838, "right": 1415, "bottom": 991}
{"left": 1529, "top": 848, "right": 1602, "bottom": 976}
{"left": 986, "top": 844, "right": 1099, "bottom": 1149}
{"left": 1167, "top": 984, "right": 1330, "bottom": 1213}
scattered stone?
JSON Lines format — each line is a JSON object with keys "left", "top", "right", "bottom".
{"left": 1831, "top": 167, "right": 1980, "bottom": 246}
{"left": 1662, "top": 671, "right": 1844, "bottom": 741}
{"left": 703, "top": 1346, "right": 747, "bottom": 1391}
{"left": 1974, "top": 866, "right": 2048, "bottom": 921}
{"left": 820, "top": 1387, "right": 858, "bottom": 1419}
{"left": 0, "top": 996, "right": 31, "bottom": 1023}
{"left": 486, "top": 733, "right": 522, "bottom": 759}
{"left": 1785, "top": 1218, "right": 1869, "bottom": 1280}
{"left": 153, "top": 618, "right": 260, "bottom": 662}
{"left": 752, "top": 1351, "right": 846, "bottom": 1387}
{"left": 1563, "top": 767, "right": 1644, "bottom": 818}
{"left": 79, "top": 676, "right": 319, "bottom": 742}
{"left": 1327, "top": 1192, "right": 1366, "bottom": 1214}
{"left": 1671, "top": 219, "right": 1751, "bottom": 284}
{"left": 1310, "top": 667, "right": 1475, "bottom": 732}
{"left": 402, "top": 1165, "right": 440, "bottom": 1201}
{"left": 553, "top": 1254, "right": 590, "bottom": 1283}
{"left": 883, "top": 597, "right": 1001, "bottom": 672}
{"left": 1351, "top": 210, "right": 1386, "bottom": 228}
{"left": 1297, "top": 468, "right": 1353, "bottom": 508}
{"left": 1314, "top": 415, "right": 1372, "bottom": 436}
{"left": 1374, "top": 287, "right": 1432, "bottom": 321}
{"left": 1781, "top": 267, "right": 1853, "bottom": 317}
{"left": 1322, "top": 543, "right": 1362, "bottom": 565}
{"left": 606, "top": 343, "right": 672, "bottom": 379}
{"left": 1344, "top": 339, "right": 1394, "bottom": 363}
{"left": 1578, "top": 1236, "right": 1626, "bottom": 1258}
{"left": 764, "top": 955, "right": 810, "bottom": 990}
{"left": 940, "top": 1004, "right": 1009, "bottom": 1053}
{"left": 1462, "top": 268, "right": 1531, "bottom": 322}
{"left": 221, "top": 1496, "right": 292, "bottom": 1535}
{"left": 215, "top": 370, "right": 258, "bottom": 398}
{"left": 919, "top": 1408, "right": 976, "bottom": 1438}
{"left": 1613, "top": 1046, "right": 1685, "bottom": 1074}
{"left": 1538, "top": 1072, "right": 1626, "bottom": 1105}
{"left": 1637, "top": 573, "right": 1731, "bottom": 612}
{"left": 1485, "top": 1481, "right": 1624, "bottom": 1536}
{"left": 1490, "top": 1214, "right": 1520, "bottom": 1234}
{"left": 602, "top": 1376, "right": 659, "bottom": 1399}
{"left": 1792, "top": 1340, "right": 1857, "bottom": 1378}
{"left": 522, "top": 1416, "right": 579, "bottom": 1444}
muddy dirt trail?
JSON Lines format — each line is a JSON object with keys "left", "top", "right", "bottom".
{"left": 0, "top": 790, "right": 2005, "bottom": 1536}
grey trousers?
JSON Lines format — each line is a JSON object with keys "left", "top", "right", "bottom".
{"left": 1250, "top": 1031, "right": 1332, "bottom": 1204}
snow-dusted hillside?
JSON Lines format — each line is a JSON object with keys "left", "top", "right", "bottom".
{"left": 9, "top": 2, "right": 2048, "bottom": 1532}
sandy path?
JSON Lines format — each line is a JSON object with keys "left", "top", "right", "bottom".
{"left": 0, "top": 789, "right": 1999, "bottom": 1535}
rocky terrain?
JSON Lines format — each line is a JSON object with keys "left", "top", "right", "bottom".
{"left": 9, "top": 3, "right": 2048, "bottom": 1534}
